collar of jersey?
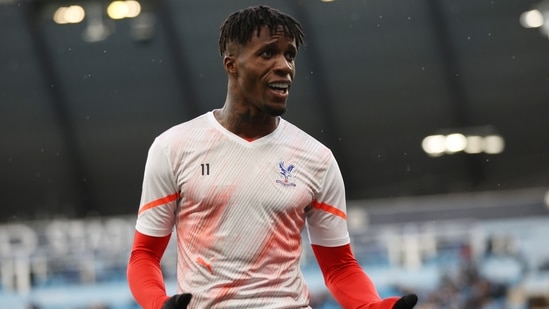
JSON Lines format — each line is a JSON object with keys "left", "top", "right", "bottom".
{"left": 207, "top": 111, "right": 284, "bottom": 147}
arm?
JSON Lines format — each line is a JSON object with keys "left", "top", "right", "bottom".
{"left": 127, "top": 230, "right": 171, "bottom": 309}
{"left": 312, "top": 243, "right": 400, "bottom": 309}
{"left": 309, "top": 157, "right": 417, "bottom": 309}
{"left": 127, "top": 137, "right": 175, "bottom": 308}
{"left": 129, "top": 136, "right": 193, "bottom": 308}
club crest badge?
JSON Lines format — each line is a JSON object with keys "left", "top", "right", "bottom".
{"left": 276, "top": 161, "right": 296, "bottom": 187}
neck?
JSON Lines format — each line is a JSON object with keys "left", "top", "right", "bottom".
{"left": 214, "top": 104, "right": 279, "bottom": 141}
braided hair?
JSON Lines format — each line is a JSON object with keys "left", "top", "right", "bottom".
{"left": 218, "top": 5, "right": 305, "bottom": 56}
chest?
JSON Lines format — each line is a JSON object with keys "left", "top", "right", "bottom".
{"left": 174, "top": 143, "right": 319, "bottom": 219}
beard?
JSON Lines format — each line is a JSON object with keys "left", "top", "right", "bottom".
{"left": 262, "top": 102, "right": 287, "bottom": 117}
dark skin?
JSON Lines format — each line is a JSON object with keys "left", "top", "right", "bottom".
{"left": 214, "top": 26, "right": 298, "bottom": 141}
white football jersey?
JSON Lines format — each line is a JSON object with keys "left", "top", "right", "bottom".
{"left": 136, "top": 111, "right": 350, "bottom": 308}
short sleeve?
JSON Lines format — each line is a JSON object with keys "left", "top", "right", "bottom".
{"left": 306, "top": 156, "right": 350, "bottom": 247}
{"left": 135, "top": 137, "right": 179, "bottom": 237}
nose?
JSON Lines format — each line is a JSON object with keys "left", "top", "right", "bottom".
{"left": 274, "top": 55, "right": 294, "bottom": 78}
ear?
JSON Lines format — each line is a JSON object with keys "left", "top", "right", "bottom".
{"left": 223, "top": 55, "right": 237, "bottom": 77}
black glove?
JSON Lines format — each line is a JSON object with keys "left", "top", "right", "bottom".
{"left": 392, "top": 294, "right": 418, "bottom": 309}
{"left": 162, "top": 293, "right": 192, "bottom": 309}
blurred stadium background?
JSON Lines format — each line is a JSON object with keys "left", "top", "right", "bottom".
{"left": 1, "top": 0, "right": 549, "bottom": 308}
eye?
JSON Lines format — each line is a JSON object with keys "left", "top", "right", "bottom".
{"left": 261, "top": 49, "right": 274, "bottom": 58}
{"left": 285, "top": 51, "right": 297, "bottom": 61}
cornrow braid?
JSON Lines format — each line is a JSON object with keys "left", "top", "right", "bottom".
{"left": 218, "top": 5, "right": 304, "bottom": 56}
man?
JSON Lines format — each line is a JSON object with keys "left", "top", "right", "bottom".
{"left": 127, "top": 5, "right": 418, "bottom": 309}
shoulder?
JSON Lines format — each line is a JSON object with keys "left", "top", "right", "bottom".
{"left": 279, "top": 119, "right": 333, "bottom": 158}
{"left": 160, "top": 113, "right": 210, "bottom": 137}
{"left": 146, "top": 113, "right": 214, "bottom": 161}
{"left": 154, "top": 113, "right": 211, "bottom": 145}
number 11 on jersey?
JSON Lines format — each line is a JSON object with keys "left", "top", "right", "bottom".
{"left": 201, "top": 163, "right": 210, "bottom": 175}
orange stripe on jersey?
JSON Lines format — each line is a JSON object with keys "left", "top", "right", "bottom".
{"left": 138, "top": 193, "right": 179, "bottom": 215}
{"left": 312, "top": 200, "right": 347, "bottom": 220}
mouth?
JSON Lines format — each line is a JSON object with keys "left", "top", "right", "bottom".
{"left": 268, "top": 82, "right": 290, "bottom": 95}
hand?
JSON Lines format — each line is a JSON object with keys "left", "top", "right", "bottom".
{"left": 162, "top": 293, "right": 192, "bottom": 309}
{"left": 392, "top": 294, "right": 418, "bottom": 309}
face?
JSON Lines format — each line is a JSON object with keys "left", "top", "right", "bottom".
{"left": 226, "top": 26, "right": 297, "bottom": 117}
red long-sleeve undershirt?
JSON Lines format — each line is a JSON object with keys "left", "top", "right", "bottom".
{"left": 127, "top": 231, "right": 171, "bottom": 309}
{"left": 127, "top": 231, "right": 399, "bottom": 309}
{"left": 312, "top": 243, "right": 400, "bottom": 309}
